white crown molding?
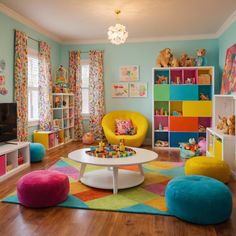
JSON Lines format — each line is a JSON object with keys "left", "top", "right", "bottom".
{"left": 0, "top": 3, "right": 62, "bottom": 43}
{"left": 62, "top": 33, "right": 217, "bottom": 45}
{"left": 216, "top": 9, "right": 236, "bottom": 37}
{"left": 0, "top": 3, "right": 235, "bottom": 45}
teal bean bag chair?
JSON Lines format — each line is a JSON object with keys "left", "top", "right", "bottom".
{"left": 30, "top": 143, "right": 46, "bottom": 163}
{"left": 166, "top": 175, "right": 232, "bottom": 225}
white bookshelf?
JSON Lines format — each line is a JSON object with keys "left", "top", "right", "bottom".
{"left": 33, "top": 93, "right": 75, "bottom": 150}
{"left": 206, "top": 94, "right": 236, "bottom": 178}
{"left": 0, "top": 142, "right": 30, "bottom": 182}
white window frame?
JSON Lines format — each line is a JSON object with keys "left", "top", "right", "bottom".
{"left": 81, "top": 59, "right": 89, "bottom": 119}
{"left": 28, "top": 48, "right": 39, "bottom": 127}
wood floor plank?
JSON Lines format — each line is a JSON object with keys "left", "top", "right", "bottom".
{"left": 0, "top": 141, "right": 235, "bottom": 236}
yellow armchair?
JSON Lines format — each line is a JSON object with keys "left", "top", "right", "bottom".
{"left": 102, "top": 110, "right": 148, "bottom": 147}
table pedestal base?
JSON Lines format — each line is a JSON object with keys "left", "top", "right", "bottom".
{"left": 80, "top": 169, "right": 144, "bottom": 194}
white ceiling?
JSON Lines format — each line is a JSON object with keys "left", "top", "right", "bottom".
{"left": 0, "top": 0, "right": 236, "bottom": 43}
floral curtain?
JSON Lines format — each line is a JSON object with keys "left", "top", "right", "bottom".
{"left": 39, "top": 42, "right": 53, "bottom": 130}
{"left": 69, "top": 51, "right": 83, "bottom": 140}
{"left": 89, "top": 50, "right": 105, "bottom": 140}
{"left": 14, "top": 30, "right": 28, "bottom": 141}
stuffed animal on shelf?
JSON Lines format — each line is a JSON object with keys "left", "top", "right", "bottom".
{"left": 217, "top": 115, "right": 235, "bottom": 135}
{"left": 179, "top": 53, "right": 195, "bottom": 67}
{"left": 170, "top": 56, "right": 179, "bottom": 67}
{"left": 199, "top": 93, "right": 209, "bottom": 100}
{"left": 195, "top": 48, "right": 207, "bottom": 66}
{"left": 156, "top": 75, "right": 168, "bottom": 84}
{"left": 156, "top": 48, "right": 173, "bottom": 67}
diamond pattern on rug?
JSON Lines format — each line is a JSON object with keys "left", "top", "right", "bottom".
{"left": 2, "top": 157, "right": 185, "bottom": 216}
{"left": 74, "top": 188, "right": 113, "bottom": 202}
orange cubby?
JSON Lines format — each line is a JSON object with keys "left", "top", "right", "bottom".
{"left": 169, "top": 117, "right": 198, "bottom": 132}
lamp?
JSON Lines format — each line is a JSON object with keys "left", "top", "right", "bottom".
{"left": 107, "top": 10, "right": 128, "bottom": 45}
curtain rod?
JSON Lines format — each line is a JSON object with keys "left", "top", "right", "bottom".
{"left": 14, "top": 29, "right": 40, "bottom": 43}
{"left": 80, "top": 50, "right": 104, "bottom": 53}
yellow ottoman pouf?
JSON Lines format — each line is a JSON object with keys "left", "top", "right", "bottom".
{"left": 185, "top": 156, "right": 231, "bottom": 183}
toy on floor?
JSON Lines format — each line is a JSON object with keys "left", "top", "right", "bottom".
{"left": 195, "top": 48, "right": 207, "bottom": 66}
{"left": 82, "top": 132, "right": 95, "bottom": 145}
{"left": 155, "top": 140, "right": 169, "bottom": 147}
{"left": 217, "top": 115, "right": 235, "bottom": 135}
{"left": 198, "top": 138, "right": 206, "bottom": 155}
{"left": 180, "top": 138, "right": 202, "bottom": 159}
{"left": 86, "top": 140, "right": 136, "bottom": 158}
{"left": 199, "top": 93, "right": 209, "bottom": 100}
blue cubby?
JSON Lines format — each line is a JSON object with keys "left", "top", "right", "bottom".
{"left": 154, "top": 132, "right": 169, "bottom": 147}
{"left": 154, "top": 69, "right": 169, "bottom": 84}
{"left": 170, "top": 132, "right": 198, "bottom": 147}
{"left": 170, "top": 85, "right": 198, "bottom": 101}
{"left": 198, "top": 85, "right": 212, "bottom": 100}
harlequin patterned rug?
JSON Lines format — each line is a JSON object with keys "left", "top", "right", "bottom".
{"left": 3, "top": 158, "right": 184, "bottom": 216}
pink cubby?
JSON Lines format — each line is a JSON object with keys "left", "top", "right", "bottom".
{"left": 154, "top": 116, "right": 169, "bottom": 131}
{"left": 198, "top": 117, "right": 212, "bottom": 132}
{"left": 183, "top": 69, "right": 197, "bottom": 84}
{"left": 170, "top": 69, "right": 183, "bottom": 84}
{"left": 0, "top": 155, "right": 6, "bottom": 176}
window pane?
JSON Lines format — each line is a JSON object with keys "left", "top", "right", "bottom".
{"left": 82, "top": 89, "right": 89, "bottom": 114}
{"left": 28, "top": 57, "right": 39, "bottom": 88}
{"left": 28, "top": 50, "right": 39, "bottom": 122}
{"left": 32, "top": 90, "right": 39, "bottom": 120}
{"left": 81, "top": 65, "right": 89, "bottom": 87}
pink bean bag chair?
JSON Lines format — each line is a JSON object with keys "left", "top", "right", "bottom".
{"left": 17, "top": 170, "right": 69, "bottom": 208}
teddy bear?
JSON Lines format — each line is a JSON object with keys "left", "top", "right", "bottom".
{"left": 195, "top": 48, "right": 207, "bottom": 66}
{"left": 179, "top": 53, "right": 195, "bottom": 67}
{"left": 227, "top": 115, "right": 235, "bottom": 135}
{"left": 217, "top": 115, "right": 235, "bottom": 135}
{"left": 156, "top": 48, "right": 173, "bottom": 67}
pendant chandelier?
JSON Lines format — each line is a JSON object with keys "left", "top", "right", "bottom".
{"left": 107, "top": 10, "right": 128, "bottom": 45}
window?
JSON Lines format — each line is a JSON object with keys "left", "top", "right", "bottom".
{"left": 28, "top": 49, "right": 39, "bottom": 126}
{"left": 81, "top": 60, "right": 89, "bottom": 115}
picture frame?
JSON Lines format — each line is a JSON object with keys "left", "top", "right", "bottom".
{"left": 119, "top": 65, "right": 139, "bottom": 81}
{"left": 129, "top": 83, "right": 147, "bottom": 97}
{"left": 112, "top": 83, "right": 129, "bottom": 98}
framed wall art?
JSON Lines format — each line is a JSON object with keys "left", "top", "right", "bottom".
{"left": 129, "top": 82, "right": 147, "bottom": 97}
{"left": 119, "top": 65, "right": 139, "bottom": 82}
{"left": 112, "top": 83, "right": 129, "bottom": 97}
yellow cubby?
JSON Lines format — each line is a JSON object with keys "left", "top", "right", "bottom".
{"left": 183, "top": 101, "right": 212, "bottom": 117}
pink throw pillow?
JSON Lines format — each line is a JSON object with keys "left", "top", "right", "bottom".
{"left": 115, "top": 119, "right": 133, "bottom": 135}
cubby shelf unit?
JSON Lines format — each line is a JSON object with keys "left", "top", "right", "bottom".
{"left": 206, "top": 94, "right": 236, "bottom": 178}
{"left": 152, "top": 66, "right": 214, "bottom": 149}
{"left": 34, "top": 93, "right": 75, "bottom": 150}
{"left": 0, "top": 142, "right": 30, "bottom": 182}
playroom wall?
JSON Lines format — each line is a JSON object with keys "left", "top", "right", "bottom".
{"left": 60, "top": 40, "right": 219, "bottom": 139}
{"left": 218, "top": 20, "right": 236, "bottom": 90}
{"left": 0, "top": 12, "right": 61, "bottom": 141}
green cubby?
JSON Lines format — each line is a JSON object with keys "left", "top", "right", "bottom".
{"left": 154, "top": 85, "right": 170, "bottom": 101}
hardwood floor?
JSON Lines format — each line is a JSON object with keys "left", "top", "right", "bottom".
{"left": 0, "top": 142, "right": 235, "bottom": 236}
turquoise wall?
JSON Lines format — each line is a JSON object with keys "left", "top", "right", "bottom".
{"left": 60, "top": 40, "right": 219, "bottom": 138}
{"left": 218, "top": 20, "right": 236, "bottom": 89}
{"left": 1, "top": 10, "right": 234, "bottom": 140}
{"left": 0, "top": 12, "right": 61, "bottom": 140}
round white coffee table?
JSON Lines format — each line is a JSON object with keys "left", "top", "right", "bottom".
{"left": 68, "top": 147, "right": 158, "bottom": 194}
